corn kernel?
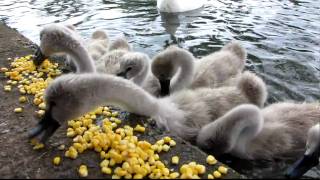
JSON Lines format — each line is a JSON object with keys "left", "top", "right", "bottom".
{"left": 37, "top": 110, "right": 45, "bottom": 117}
{"left": 196, "top": 164, "right": 206, "bottom": 174}
{"left": 162, "top": 144, "right": 170, "bottom": 152}
{"left": 101, "top": 167, "right": 112, "bottom": 174}
{"left": 33, "top": 143, "right": 45, "bottom": 150}
{"left": 171, "top": 156, "right": 179, "bottom": 165}
{"left": 208, "top": 174, "right": 215, "bottom": 179}
{"left": 14, "top": 107, "right": 23, "bottom": 113}
{"left": 207, "top": 155, "right": 217, "bottom": 165}
{"left": 112, "top": 175, "right": 121, "bottom": 179}
{"left": 1, "top": 67, "right": 8, "bottom": 72}
{"left": 100, "top": 159, "right": 109, "bottom": 167}
{"left": 78, "top": 165, "right": 88, "bottom": 177}
{"left": 19, "top": 96, "right": 27, "bottom": 103}
{"left": 169, "top": 140, "right": 176, "bottom": 147}
{"left": 53, "top": 156, "right": 61, "bottom": 166}
{"left": 133, "top": 174, "right": 143, "bottom": 179}
{"left": 218, "top": 166, "right": 228, "bottom": 174}
{"left": 58, "top": 144, "right": 65, "bottom": 150}
{"left": 111, "top": 111, "right": 119, "bottom": 117}
{"left": 38, "top": 102, "right": 46, "bottom": 110}
{"left": 169, "top": 172, "right": 180, "bottom": 179}
{"left": 213, "top": 171, "right": 221, "bottom": 178}
{"left": 163, "top": 136, "right": 172, "bottom": 143}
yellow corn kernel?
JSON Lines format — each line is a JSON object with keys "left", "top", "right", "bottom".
{"left": 14, "top": 107, "right": 23, "bottom": 113}
{"left": 133, "top": 174, "right": 143, "bottom": 179}
{"left": 213, "top": 171, "right": 221, "bottom": 178}
{"left": 33, "top": 143, "right": 45, "bottom": 150}
{"left": 38, "top": 102, "right": 46, "bottom": 110}
{"left": 206, "top": 155, "right": 217, "bottom": 165}
{"left": 4, "top": 86, "right": 11, "bottom": 92}
{"left": 53, "top": 156, "right": 61, "bottom": 166}
{"left": 58, "top": 144, "right": 65, "bottom": 151}
{"left": 101, "top": 167, "right": 112, "bottom": 174}
{"left": 156, "top": 139, "right": 164, "bottom": 145}
{"left": 78, "top": 165, "right": 88, "bottom": 177}
{"left": 169, "top": 140, "right": 176, "bottom": 147}
{"left": 169, "top": 172, "right": 180, "bottom": 179}
{"left": 114, "top": 118, "right": 122, "bottom": 124}
{"left": 37, "top": 110, "right": 45, "bottom": 117}
{"left": 162, "top": 144, "right": 170, "bottom": 152}
{"left": 100, "top": 159, "right": 109, "bottom": 167}
{"left": 111, "top": 111, "right": 119, "bottom": 117}
{"left": 19, "top": 96, "right": 27, "bottom": 103}
{"left": 171, "top": 156, "right": 179, "bottom": 165}
{"left": 163, "top": 136, "right": 172, "bottom": 143}
{"left": 103, "top": 111, "right": 111, "bottom": 116}
{"left": 134, "top": 124, "right": 145, "bottom": 133}
{"left": 111, "top": 175, "right": 121, "bottom": 179}
{"left": 66, "top": 130, "right": 76, "bottom": 137}
{"left": 208, "top": 174, "right": 215, "bottom": 179}
{"left": 196, "top": 164, "right": 206, "bottom": 174}
{"left": 124, "top": 174, "right": 132, "bottom": 179}
{"left": 218, "top": 166, "right": 228, "bottom": 174}
{"left": 1, "top": 67, "right": 8, "bottom": 72}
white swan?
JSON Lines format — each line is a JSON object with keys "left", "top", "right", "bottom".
{"left": 196, "top": 102, "right": 320, "bottom": 161}
{"left": 28, "top": 72, "right": 267, "bottom": 143}
{"left": 286, "top": 123, "right": 320, "bottom": 179}
{"left": 157, "top": 0, "right": 206, "bottom": 13}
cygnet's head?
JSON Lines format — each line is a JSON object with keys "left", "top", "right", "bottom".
{"left": 117, "top": 52, "right": 150, "bottom": 80}
{"left": 34, "top": 24, "right": 82, "bottom": 65}
{"left": 108, "top": 37, "right": 131, "bottom": 51}
{"left": 91, "top": 29, "right": 108, "bottom": 40}
{"left": 151, "top": 45, "right": 187, "bottom": 96}
{"left": 286, "top": 123, "right": 320, "bottom": 179}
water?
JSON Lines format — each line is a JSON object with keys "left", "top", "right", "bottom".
{"left": 0, "top": 0, "right": 319, "bottom": 178}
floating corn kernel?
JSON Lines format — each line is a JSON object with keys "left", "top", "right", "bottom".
{"left": 206, "top": 155, "right": 217, "bottom": 165}
{"left": 14, "top": 107, "right": 23, "bottom": 113}
{"left": 33, "top": 143, "right": 45, "bottom": 150}
{"left": 169, "top": 140, "right": 176, "bottom": 147}
{"left": 134, "top": 124, "right": 145, "bottom": 133}
{"left": 218, "top": 166, "right": 228, "bottom": 174}
{"left": 171, "top": 156, "right": 179, "bottom": 164}
{"left": 78, "top": 165, "right": 88, "bottom": 177}
{"left": 111, "top": 111, "right": 119, "bottom": 117}
{"left": 53, "top": 156, "right": 61, "bottom": 166}
{"left": 213, "top": 170, "right": 222, "bottom": 178}
{"left": 162, "top": 144, "right": 170, "bottom": 152}
{"left": 208, "top": 174, "right": 215, "bottom": 179}
{"left": 19, "top": 96, "right": 27, "bottom": 103}
{"left": 163, "top": 136, "right": 172, "bottom": 143}
{"left": 101, "top": 167, "right": 112, "bottom": 175}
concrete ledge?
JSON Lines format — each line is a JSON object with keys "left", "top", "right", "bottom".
{"left": 0, "top": 22, "right": 244, "bottom": 179}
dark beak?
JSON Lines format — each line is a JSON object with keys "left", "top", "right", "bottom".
{"left": 117, "top": 71, "right": 128, "bottom": 79}
{"left": 285, "top": 152, "right": 320, "bottom": 179}
{"left": 33, "top": 47, "right": 47, "bottom": 66}
{"left": 28, "top": 108, "right": 60, "bottom": 144}
{"left": 159, "top": 79, "right": 171, "bottom": 97}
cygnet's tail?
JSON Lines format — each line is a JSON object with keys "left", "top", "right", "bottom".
{"left": 237, "top": 71, "right": 267, "bottom": 107}
{"left": 222, "top": 41, "right": 247, "bottom": 69}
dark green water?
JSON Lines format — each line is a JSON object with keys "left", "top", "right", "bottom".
{"left": 0, "top": 0, "right": 319, "bottom": 178}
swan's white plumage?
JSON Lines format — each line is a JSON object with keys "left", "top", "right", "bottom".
{"left": 157, "top": 0, "right": 206, "bottom": 13}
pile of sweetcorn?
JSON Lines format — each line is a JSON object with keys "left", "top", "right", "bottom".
{"left": 1, "top": 55, "right": 229, "bottom": 179}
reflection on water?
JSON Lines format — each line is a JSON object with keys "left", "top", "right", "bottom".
{"left": 0, "top": 0, "right": 319, "bottom": 178}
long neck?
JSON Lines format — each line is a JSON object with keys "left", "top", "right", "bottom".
{"left": 69, "top": 43, "right": 96, "bottom": 73}
{"left": 197, "top": 104, "right": 263, "bottom": 156}
{"left": 76, "top": 74, "right": 160, "bottom": 117}
{"left": 132, "top": 59, "right": 150, "bottom": 86}
{"left": 170, "top": 53, "right": 195, "bottom": 93}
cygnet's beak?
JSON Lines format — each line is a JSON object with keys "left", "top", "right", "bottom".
{"left": 33, "top": 47, "right": 47, "bottom": 66}
{"left": 28, "top": 107, "right": 60, "bottom": 144}
{"left": 159, "top": 79, "right": 171, "bottom": 97}
{"left": 285, "top": 149, "right": 320, "bottom": 179}
{"left": 117, "top": 71, "right": 128, "bottom": 79}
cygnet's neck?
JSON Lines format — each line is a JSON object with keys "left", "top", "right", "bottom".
{"left": 170, "top": 51, "right": 195, "bottom": 92}
{"left": 69, "top": 42, "right": 96, "bottom": 73}
{"left": 132, "top": 57, "right": 150, "bottom": 86}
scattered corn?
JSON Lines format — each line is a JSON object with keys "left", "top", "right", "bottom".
{"left": 213, "top": 170, "right": 222, "bottom": 178}
{"left": 171, "top": 156, "right": 179, "bottom": 164}
{"left": 53, "top": 156, "right": 61, "bottom": 166}
{"left": 208, "top": 174, "right": 215, "bottom": 179}
{"left": 218, "top": 166, "right": 228, "bottom": 174}
{"left": 19, "top": 96, "right": 27, "bottom": 103}
{"left": 14, "top": 107, "right": 23, "bottom": 113}
{"left": 206, "top": 155, "right": 217, "bottom": 165}
{"left": 78, "top": 165, "right": 88, "bottom": 177}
